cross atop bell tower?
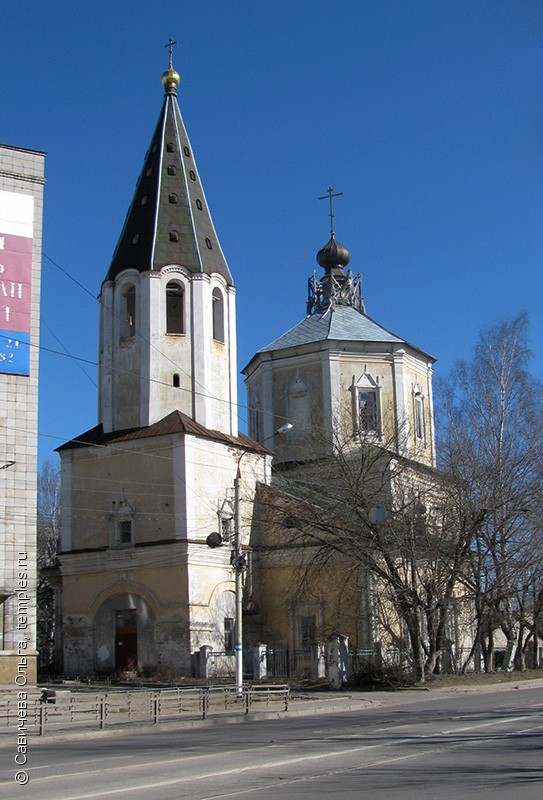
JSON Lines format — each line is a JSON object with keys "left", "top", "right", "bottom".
{"left": 165, "top": 37, "right": 177, "bottom": 67}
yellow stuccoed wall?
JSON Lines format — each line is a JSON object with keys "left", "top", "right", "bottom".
{"left": 0, "top": 656, "right": 37, "bottom": 687}
{"left": 249, "top": 340, "right": 435, "bottom": 469}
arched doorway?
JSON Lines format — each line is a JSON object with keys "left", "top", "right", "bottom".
{"left": 93, "top": 592, "right": 155, "bottom": 674}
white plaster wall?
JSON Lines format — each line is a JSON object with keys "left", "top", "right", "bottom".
{"left": 99, "top": 269, "right": 143, "bottom": 432}
{"left": 100, "top": 266, "right": 237, "bottom": 436}
{"left": 98, "top": 282, "right": 114, "bottom": 431}
{"left": 182, "top": 436, "right": 269, "bottom": 653}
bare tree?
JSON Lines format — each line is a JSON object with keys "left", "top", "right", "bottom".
{"left": 437, "top": 313, "right": 543, "bottom": 672}
{"left": 37, "top": 459, "right": 61, "bottom": 673}
{"left": 252, "top": 417, "right": 475, "bottom": 678}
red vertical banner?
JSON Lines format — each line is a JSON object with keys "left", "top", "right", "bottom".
{"left": 0, "top": 191, "right": 33, "bottom": 376}
{"left": 0, "top": 233, "right": 32, "bottom": 331}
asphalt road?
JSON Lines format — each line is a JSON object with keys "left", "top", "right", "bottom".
{"left": 1, "top": 685, "right": 542, "bottom": 799}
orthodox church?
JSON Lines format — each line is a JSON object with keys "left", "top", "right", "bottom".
{"left": 58, "top": 51, "right": 440, "bottom": 676}
{"left": 244, "top": 197, "right": 436, "bottom": 470}
{"left": 243, "top": 199, "right": 438, "bottom": 654}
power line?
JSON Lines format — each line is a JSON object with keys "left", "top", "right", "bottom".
{"left": 42, "top": 251, "right": 251, "bottom": 428}
{"left": 1, "top": 418, "right": 270, "bottom": 524}
{"left": 40, "top": 320, "right": 98, "bottom": 388}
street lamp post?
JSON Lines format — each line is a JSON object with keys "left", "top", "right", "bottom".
{"left": 233, "top": 466, "right": 244, "bottom": 696}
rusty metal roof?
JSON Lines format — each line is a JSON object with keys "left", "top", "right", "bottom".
{"left": 57, "top": 410, "right": 269, "bottom": 454}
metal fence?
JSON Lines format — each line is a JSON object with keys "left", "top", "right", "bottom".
{"left": 348, "top": 648, "right": 379, "bottom": 675}
{"left": 265, "top": 647, "right": 313, "bottom": 679}
{"left": 0, "top": 684, "right": 290, "bottom": 737}
{"left": 210, "top": 645, "right": 377, "bottom": 680}
{"left": 204, "top": 647, "right": 314, "bottom": 680}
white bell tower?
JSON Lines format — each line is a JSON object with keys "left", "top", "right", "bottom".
{"left": 98, "top": 53, "right": 237, "bottom": 436}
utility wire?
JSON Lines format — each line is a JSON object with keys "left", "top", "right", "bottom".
{"left": 40, "top": 251, "right": 294, "bottom": 432}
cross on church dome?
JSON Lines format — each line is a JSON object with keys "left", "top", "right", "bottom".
{"left": 162, "top": 38, "right": 180, "bottom": 94}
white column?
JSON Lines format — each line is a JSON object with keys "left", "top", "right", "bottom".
{"left": 260, "top": 362, "right": 274, "bottom": 444}
{"left": 191, "top": 274, "right": 210, "bottom": 427}
{"left": 199, "top": 645, "right": 214, "bottom": 679}
{"left": 312, "top": 642, "right": 326, "bottom": 679}
{"left": 60, "top": 451, "right": 73, "bottom": 551}
{"left": 327, "top": 635, "right": 349, "bottom": 689}
{"left": 172, "top": 439, "right": 187, "bottom": 540}
{"left": 98, "top": 282, "right": 114, "bottom": 432}
{"left": 226, "top": 285, "right": 238, "bottom": 437}
{"left": 392, "top": 348, "right": 410, "bottom": 458}
{"left": 253, "top": 644, "right": 267, "bottom": 680}
{"left": 139, "top": 273, "right": 154, "bottom": 427}
{"left": 426, "top": 362, "right": 436, "bottom": 467}
{"left": 323, "top": 354, "right": 339, "bottom": 454}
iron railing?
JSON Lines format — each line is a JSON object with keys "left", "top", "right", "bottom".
{"left": 0, "top": 684, "right": 290, "bottom": 737}
{"left": 265, "top": 647, "right": 313, "bottom": 679}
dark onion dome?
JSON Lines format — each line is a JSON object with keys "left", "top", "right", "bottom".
{"left": 316, "top": 234, "right": 351, "bottom": 270}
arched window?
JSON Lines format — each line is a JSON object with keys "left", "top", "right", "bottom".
{"left": 212, "top": 288, "right": 225, "bottom": 343}
{"left": 287, "top": 371, "right": 310, "bottom": 438}
{"left": 249, "top": 393, "right": 262, "bottom": 441}
{"left": 173, "top": 373, "right": 180, "bottom": 387}
{"left": 414, "top": 392, "right": 426, "bottom": 443}
{"left": 121, "top": 284, "right": 136, "bottom": 338}
{"left": 166, "top": 281, "right": 184, "bottom": 334}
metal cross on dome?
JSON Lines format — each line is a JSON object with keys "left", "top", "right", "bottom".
{"left": 164, "top": 37, "right": 178, "bottom": 69}
{"left": 318, "top": 187, "right": 343, "bottom": 238}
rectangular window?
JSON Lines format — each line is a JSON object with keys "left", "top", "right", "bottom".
{"left": 299, "top": 615, "right": 316, "bottom": 649}
{"left": 224, "top": 617, "right": 234, "bottom": 654}
{"left": 117, "top": 519, "right": 133, "bottom": 546}
{"left": 220, "top": 517, "right": 233, "bottom": 543}
{"left": 358, "top": 390, "right": 379, "bottom": 433}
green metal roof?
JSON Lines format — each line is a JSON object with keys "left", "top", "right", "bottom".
{"left": 259, "top": 305, "right": 401, "bottom": 351}
{"left": 246, "top": 304, "right": 435, "bottom": 365}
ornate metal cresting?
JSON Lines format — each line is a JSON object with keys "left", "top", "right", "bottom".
{"left": 307, "top": 188, "right": 364, "bottom": 315}
{"left": 307, "top": 269, "right": 364, "bottom": 315}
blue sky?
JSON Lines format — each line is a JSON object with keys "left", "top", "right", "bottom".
{"left": 2, "top": 0, "right": 542, "bottom": 465}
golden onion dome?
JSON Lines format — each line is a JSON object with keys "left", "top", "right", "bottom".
{"left": 161, "top": 68, "right": 180, "bottom": 94}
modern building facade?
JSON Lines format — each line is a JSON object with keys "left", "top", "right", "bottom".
{"left": 0, "top": 143, "right": 45, "bottom": 684}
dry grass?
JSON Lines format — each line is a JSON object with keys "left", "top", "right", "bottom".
{"left": 422, "top": 668, "right": 543, "bottom": 689}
